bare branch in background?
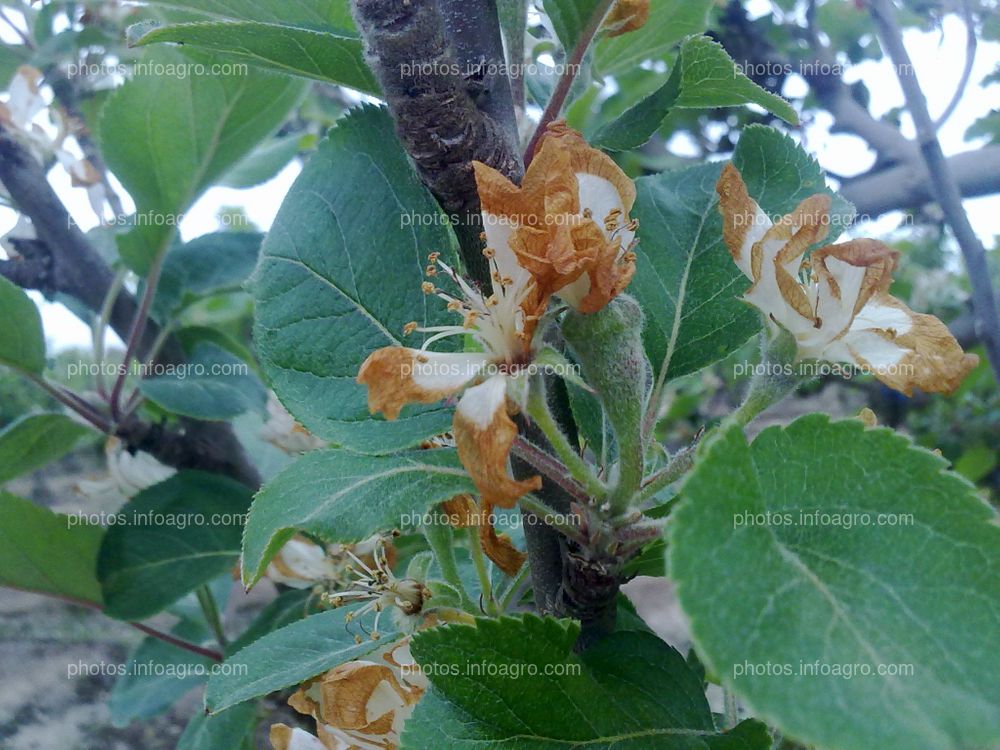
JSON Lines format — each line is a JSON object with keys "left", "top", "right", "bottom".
{"left": 869, "top": 0, "right": 1000, "bottom": 380}
{"left": 840, "top": 144, "right": 1000, "bottom": 218}
{"left": 0, "top": 125, "right": 262, "bottom": 489}
{"left": 933, "top": 0, "right": 977, "bottom": 131}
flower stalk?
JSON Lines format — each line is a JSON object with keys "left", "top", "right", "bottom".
{"left": 422, "top": 521, "right": 476, "bottom": 612}
{"left": 526, "top": 378, "right": 606, "bottom": 500}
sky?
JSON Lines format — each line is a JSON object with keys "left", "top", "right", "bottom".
{"left": 0, "top": 6, "right": 998, "bottom": 352}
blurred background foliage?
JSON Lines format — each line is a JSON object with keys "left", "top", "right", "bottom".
{"left": 1, "top": 0, "right": 997, "bottom": 498}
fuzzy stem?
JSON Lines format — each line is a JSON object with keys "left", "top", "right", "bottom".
{"left": 423, "top": 521, "right": 476, "bottom": 611}
{"left": 467, "top": 526, "right": 497, "bottom": 614}
{"left": 518, "top": 493, "right": 584, "bottom": 542}
{"left": 635, "top": 446, "right": 696, "bottom": 507}
{"left": 527, "top": 379, "right": 606, "bottom": 499}
{"left": 196, "top": 585, "right": 228, "bottom": 649}
{"left": 499, "top": 562, "right": 533, "bottom": 612}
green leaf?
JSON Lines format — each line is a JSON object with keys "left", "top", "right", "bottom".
{"left": 541, "top": 0, "right": 603, "bottom": 53}
{"left": 99, "top": 47, "right": 305, "bottom": 273}
{"left": 137, "top": 343, "right": 268, "bottom": 421}
{"left": 670, "top": 414, "right": 1000, "bottom": 750}
{"left": 109, "top": 618, "right": 215, "bottom": 726}
{"left": 404, "top": 614, "right": 770, "bottom": 748}
{"left": 225, "top": 588, "right": 315, "bottom": 654}
{"left": 97, "top": 471, "right": 252, "bottom": 620}
{"left": 732, "top": 126, "right": 854, "bottom": 235}
{"left": 0, "top": 492, "right": 104, "bottom": 605}
{"left": 566, "top": 380, "right": 613, "bottom": 461}
{"left": 241, "top": 447, "right": 474, "bottom": 586}
{"left": 629, "top": 162, "right": 757, "bottom": 383}
{"left": 205, "top": 607, "right": 397, "bottom": 713}
{"left": 0, "top": 413, "right": 95, "bottom": 484}
{"left": 593, "top": 0, "right": 713, "bottom": 76}
{"left": 177, "top": 701, "right": 258, "bottom": 750}
{"left": 0, "top": 275, "right": 45, "bottom": 374}
{"left": 154, "top": 232, "right": 263, "bottom": 320}
{"left": 631, "top": 125, "right": 851, "bottom": 384}
{"left": 220, "top": 134, "right": 301, "bottom": 189}
{"left": 251, "top": 105, "right": 461, "bottom": 453}
{"left": 0, "top": 44, "right": 30, "bottom": 84}
{"left": 594, "top": 36, "right": 797, "bottom": 150}
{"left": 131, "top": 20, "right": 378, "bottom": 95}
{"left": 141, "top": 0, "right": 355, "bottom": 29}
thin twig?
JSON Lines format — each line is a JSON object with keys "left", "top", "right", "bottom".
{"left": 869, "top": 0, "right": 1000, "bottom": 380}
{"left": 25, "top": 373, "right": 112, "bottom": 433}
{"left": 519, "top": 493, "right": 584, "bottom": 543}
{"left": 933, "top": 0, "right": 976, "bottom": 131}
{"left": 129, "top": 621, "right": 225, "bottom": 662}
{"left": 93, "top": 267, "right": 126, "bottom": 399}
{"left": 109, "top": 253, "right": 167, "bottom": 420}
{"left": 466, "top": 526, "right": 497, "bottom": 614}
{"left": 523, "top": 0, "right": 616, "bottom": 164}
{"left": 196, "top": 585, "right": 228, "bottom": 649}
{"left": 0, "top": 7, "right": 32, "bottom": 47}
{"left": 636, "top": 444, "right": 697, "bottom": 506}
{"left": 9, "top": 586, "right": 224, "bottom": 662}
{"left": 511, "top": 436, "right": 590, "bottom": 504}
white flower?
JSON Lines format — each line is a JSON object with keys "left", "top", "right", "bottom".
{"left": 265, "top": 535, "right": 341, "bottom": 589}
{"left": 0, "top": 65, "right": 45, "bottom": 132}
{"left": 272, "top": 637, "right": 426, "bottom": 750}
{"left": 356, "top": 247, "right": 543, "bottom": 575}
{"left": 76, "top": 437, "right": 176, "bottom": 500}
{"left": 717, "top": 164, "right": 978, "bottom": 395}
{"left": 473, "top": 120, "right": 638, "bottom": 313}
{"left": 2, "top": 66, "right": 109, "bottom": 220}
{"left": 0, "top": 214, "right": 36, "bottom": 259}
{"left": 324, "top": 542, "right": 429, "bottom": 641}
{"left": 259, "top": 392, "right": 327, "bottom": 454}
{"left": 357, "top": 123, "right": 639, "bottom": 574}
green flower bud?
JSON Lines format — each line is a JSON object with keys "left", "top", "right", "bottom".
{"left": 562, "top": 295, "right": 650, "bottom": 512}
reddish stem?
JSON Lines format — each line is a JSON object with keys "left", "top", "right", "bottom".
{"left": 110, "top": 253, "right": 167, "bottom": 420}
{"left": 512, "top": 436, "right": 590, "bottom": 504}
{"left": 523, "top": 0, "right": 616, "bottom": 165}
{"left": 9, "top": 585, "right": 224, "bottom": 662}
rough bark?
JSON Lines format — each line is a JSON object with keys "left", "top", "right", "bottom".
{"left": 351, "top": 0, "right": 522, "bottom": 286}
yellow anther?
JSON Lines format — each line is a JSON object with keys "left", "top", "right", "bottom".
{"left": 501, "top": 276, "right": 513, "bottom": 286}
{"left": 483, "top": 247, "right": 496, "bottom": 259}
{"left": 425, "top": 265, "right": 437, "bottom": 277}
{"left": 486, "top": 295, "right": 499, "bottom": 307}
{"left": 421, "top": 281, "right": 436, "bottom": 294}
{"left": 428, "top": 251, "right": 440, "bottom": 263}
{"left": 403, "top": 321, "right": 418, "bottom": 335}
{"left": 446, "top": 300, "right": 462, "bottom": 312}
{"left": 463, "top": 311, "right": 479, "bottom": 329}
